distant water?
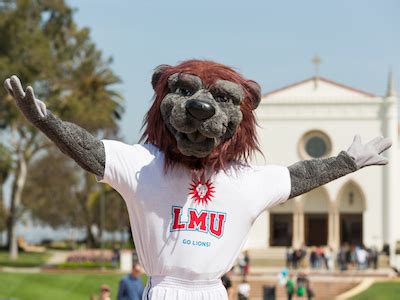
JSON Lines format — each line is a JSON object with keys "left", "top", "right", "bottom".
{"left": 0, "top": 222, "right": 129, "bottom": 245}
{"left": 16, "top": 223, "right": 87, "bottom": 244}
{"left": 2, "top": 180, "right": 129, "bottom": 245}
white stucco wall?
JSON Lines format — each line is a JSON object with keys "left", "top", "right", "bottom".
{"left": 245, "top": 77, "right": 398, "bottom": 250}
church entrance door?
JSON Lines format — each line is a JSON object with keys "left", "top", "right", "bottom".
{"left": 340, "top": 214, "right": 362, "bottom": 246}
{"left": 270, "top": 213, "right": 293, "bottom": 246}
{"left": 305, "top": 213, "right": 328, "bottom": 246}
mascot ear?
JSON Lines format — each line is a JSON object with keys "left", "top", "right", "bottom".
{"left": 247, "top": 80, "right": 262, "bottom": 110}
{"left": 152, "top": 64, "right": 171, "bottom": 90}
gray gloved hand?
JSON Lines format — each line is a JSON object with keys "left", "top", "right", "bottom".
{"left": 3, "top": 75, "right": 106, "bottom": 177}
{"left": 346, "top": 135, "right": 392, "bottom": 168}
{"left": 4, "top": 75, "right": 47, "bottom": 123}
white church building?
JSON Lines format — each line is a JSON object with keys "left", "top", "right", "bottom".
{"left": 246, "top": 71, "right": 399, "bottom": 263}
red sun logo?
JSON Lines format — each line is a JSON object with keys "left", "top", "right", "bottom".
{"left": 189, "top": 179, "right": 215, "bottom": 205}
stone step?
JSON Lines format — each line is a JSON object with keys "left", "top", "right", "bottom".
{"left": 247, "top": 248, "right": 390, "bottom": 269}
{"left": 232, "top": 276, "right": 359, "bottom": 300}
{"left": 249, "top": 248, "right": 286, "bottom": 259}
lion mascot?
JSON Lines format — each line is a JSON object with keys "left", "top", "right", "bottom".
{"left": 4, "top": 60, "right": 391, "bottom": 299}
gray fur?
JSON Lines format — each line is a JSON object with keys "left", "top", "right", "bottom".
{"left": 4, "top": 76, "right": 105, "bottom": 177}
{"left": 160, "top": 73, "right": 244, "bottom": 158}
{"left": 211, "top": 80, "right": 245, "bottom": 105}
{"left": 152, "top": 64, "right": 171, "bottom": 89}
{"left": 288, "top": 151, "right": 358, "bottom": 199}
{"left": 36, "top": 112, "right": 105, "bottom": 177}
{"left": 168, "top": 73, "right": 203, "bottom": 92}
{"left": 246, "top": 80, "right": 262, "bottom": 109}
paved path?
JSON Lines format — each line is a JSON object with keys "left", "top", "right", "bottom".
{"left": 45, "top": 250, "right": 70, "bottom": 266}
{"left": 0, "top": 266, "right": 41, "bottom": 273}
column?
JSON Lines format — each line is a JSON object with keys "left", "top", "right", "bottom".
{"left": 382, "top": 89, "right": 399, "bottom": 265}
{"left": 292, "top": 197, "right": 304, "bottom": 248}
{"left": 332, "top": 204, "right": 340, "bottom": 250}
{"left": 298, "top": 197, "right": 305, "bottom": 247}
{"left": 292, "top": 208, "right": 299, "bottom": 248}
{"left": 328, "top": 202, "right": 335, "bottom": 248}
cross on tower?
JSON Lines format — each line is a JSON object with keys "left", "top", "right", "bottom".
{"left": 312, "top": 55, "right": 321, "bottom": 89}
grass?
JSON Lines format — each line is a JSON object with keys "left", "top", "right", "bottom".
{"left": 350, "top": 281, "right": 400, "bottom": 300}
{"left": 0, "top": 251, "right": 50, "bottom": 268}
{"left": 0, "top": 272, "right": 145, "bottom": 300}
{"left": 57, "top": 261, "right": 115, "bottom": 269}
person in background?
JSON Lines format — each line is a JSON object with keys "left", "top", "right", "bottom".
{"left": 337, "top": 245, "right": 347, "bottom": 271}
{"left": 324, "top": 247, "right": 334, "bottom": 271}
{"left": 309, "top": 247, "right": 317, "bottom": 269}
{"left": 303, "top": 273, "right": 315, "bottom": 300}
{"left": 237, "top": 252, "right": 246, "bottom": 276}
{"left": 315, "top": 246, "right": 324, "bottom": 269}
{"left": 292, "top": 249, "right": 300, "bottom": 269}
{"left": 382, "top": 243, "right": 390, "bottom": 256}
{"left": 278, "top": 267, "right": 289, "bottom": 287}
{"left": 286, "top": 247, "right": 293, "bottom": 268}
{"left": 356, "top": 246, "right": 368, "bottom": 270}
{"left": 368, "top": 246, "right": 378, "bottom": 269}
{"left": 305, "top": 274, "right": 315, "bottom": 300}
{"left": 112, "top": 243, "right": 121, "bottom": 268}
{"left": 221, "top": 268, "right": 235, "bottom": 300}
{"left": 237, "top": 279, "right": 250, "bottom": 300}
{"left": 100, "top": 285, "right": 111, "bottom": 300}
{"left": 300, "top": 244, "right": 308, "bottom": 269}
{"left": 285, "top": 273, "right": 295, "bottom": 300}
{"left": 296, "top": 272, "right": 306, "bottom": 298}
{"left": 243, "top": 250, "right": 250, "bottom": 278}
{"left": 117, "top": 263, "right": 144, "bottom": 300}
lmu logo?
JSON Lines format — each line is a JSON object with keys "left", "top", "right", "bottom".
{"left": 170, "top": 206, "right": 227, "bottom": 238}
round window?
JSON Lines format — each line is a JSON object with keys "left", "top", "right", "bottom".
{"left": 300, "top": 131, "right": 332, "bottom": 159}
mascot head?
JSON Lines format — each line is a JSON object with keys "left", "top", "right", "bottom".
{"left": 141, "top": 60, "right": 261, "bottom": 172}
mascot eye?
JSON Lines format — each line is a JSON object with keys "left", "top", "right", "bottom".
{"left": 216, "top": 96, "right": 232, "bottom": 103}
{"left": 175, "top": 87, "right": 193, "bottom": 97}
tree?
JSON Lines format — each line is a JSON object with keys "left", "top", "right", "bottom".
{"left": 0, "top": 143, "right": 12, "bottom": 234}
{"left": 22, "top": 148, "right": 130, "bottom": 247}
{"left": 0, "top": 0, "right": 123, "bottom": 258}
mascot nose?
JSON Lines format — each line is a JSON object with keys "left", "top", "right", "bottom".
{"left": 185, "top": 99, "right": 216, "bottom": 120}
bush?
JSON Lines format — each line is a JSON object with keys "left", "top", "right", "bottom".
{"left": 66, "top": 249, "right": 113, "bottom": 263}
{"left": 57, "top": 261, "right": 115, "bottom": 269}
{"left": 41, "top": 240, "right": 78, "bottom": 251}
{"left": 0, "top": 251, "right": 49, "bottom": 267}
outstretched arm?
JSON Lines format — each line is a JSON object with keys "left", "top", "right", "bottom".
{"left": 4, "top": 76, "right": 105, "bottom": 178}
{"left": 288, "top": 135, "right": 391, "bottom": 199}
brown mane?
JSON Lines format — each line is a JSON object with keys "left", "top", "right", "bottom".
{"left": 140, "top": 60, "right": 261, "bottom": 172}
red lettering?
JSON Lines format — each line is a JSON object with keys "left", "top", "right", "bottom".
{"left": 172, "top": 207, "right": 186, "bottom": 230}
{"left": 209, "top": 212, "right": 226, "bottom": 238}
{"left": 187, "top": 210, "right": 208, "bottom": 231}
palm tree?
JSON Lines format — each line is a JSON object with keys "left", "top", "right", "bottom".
{"left": 0, "top": 144, "right": 12, "bottom": 236}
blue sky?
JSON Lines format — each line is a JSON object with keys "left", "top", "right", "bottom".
{"left": 68, "top": 0, "right": 399, "bottom": 143}
{"left": 3, "top": 0, "right": 399, "bottom": 242}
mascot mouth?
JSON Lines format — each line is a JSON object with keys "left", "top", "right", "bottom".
{"left": 181, "top": 131, "right": 208, "bottom": 143}
{"left": 168, "top": 126, "right": 216, "bottom": 158}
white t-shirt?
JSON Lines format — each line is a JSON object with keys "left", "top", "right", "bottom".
{"left": 99, "top": 140, "right": 291, "bottom": 281}
{"left": 238, "top": 282, "right": 251, "bottom": 297}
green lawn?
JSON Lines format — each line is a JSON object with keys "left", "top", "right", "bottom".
{"left": 57, "top": 261, "right": 115, "bottom": 269}
{"left": 350, "top": 281, "right": 400, "bottom": 300}
{"left": 0, "top": 272, "right": 132, "bottom": 300}
{"left": 0, "top": 251, "right": 49, "bottom": 267}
